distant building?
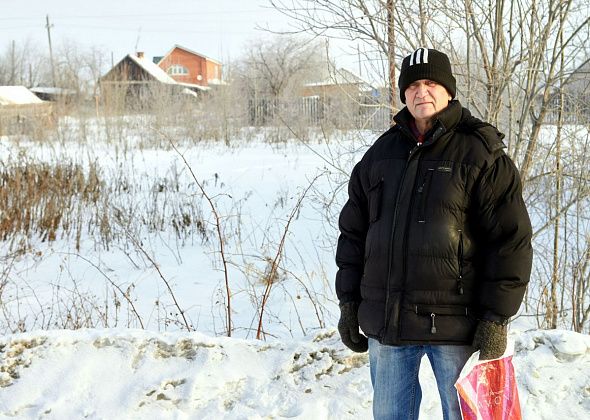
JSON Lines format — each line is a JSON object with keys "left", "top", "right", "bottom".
{"left": 99, "top": 47, "right": 223, "bottom": 109}
{"left": 99, "top": 52, "right": 203, "bottom": 109}
{"left": 155, "top": 45, "right": 223, "bottom": 89}
{"left": 29, "top": 87, "right": 78, "bottom": 103}
{"left": 0, "top": 86, "right": 53, "bottom": 135}
{"left": 301, "top": 68, "right": 388, "bottom": 129}
{"left": 0, "top": 86, "right": 44, "bottom": 106}
{"left": 301, "top": 68, "right": 377, "bottom": 100}
{"left": 547, "top": 60, "right": 590, "bottom": 124}
{"left": 100, "top": 51, "right": 177, "bottom": 87}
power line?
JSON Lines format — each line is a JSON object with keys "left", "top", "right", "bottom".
{"left": 54, "top": 24, "right": 255, "bottom": 34}
{"left": 0, "top": 10, "right": 264, "bottom": 21}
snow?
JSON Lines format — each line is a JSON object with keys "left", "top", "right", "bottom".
{"left": 178, "top": 82, "right": 210, "bottom": 91}
{"left": 0, "top": 126, "right": 360, "bottom": 339}
{"left": 1, "top": 120, "right": 589, "bottom": 418}
{"left": 29, "top": 87, "right": 77, "bottom": 95}
{"left": 0, "top": 86, "right": 44, "bottom": 105}
{"left": 128, "top": 53, "right": 177, "bottom": 84}
{"left": 0, "top": 327, "right": 588, "bottom": 419}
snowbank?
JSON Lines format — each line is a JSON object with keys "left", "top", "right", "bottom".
{"left": 1, "top": 328, "right": 588, "bottom": 419}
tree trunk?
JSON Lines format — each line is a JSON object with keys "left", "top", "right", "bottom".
{"left": 387, "top": 0, "right": 397, "bottom": 122}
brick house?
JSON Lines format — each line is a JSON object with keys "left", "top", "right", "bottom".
{"left": 154, "top": 45, "right": 222, "bottom": 88}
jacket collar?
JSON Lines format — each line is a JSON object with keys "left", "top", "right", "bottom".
{"left": 394, "top": 100, "right": 464, "bottom": 140}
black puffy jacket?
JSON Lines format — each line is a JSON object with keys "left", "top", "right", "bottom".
{"left": 335, "top": 100, "right": 533, "bottom": 345}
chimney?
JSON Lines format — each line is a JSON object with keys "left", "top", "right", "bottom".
{"left": 136, "top": 51, "right": 144, "bottom": 59}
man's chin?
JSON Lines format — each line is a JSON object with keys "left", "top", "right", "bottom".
{"left": 415, "top": 111, "right": 436, "bottom": 120}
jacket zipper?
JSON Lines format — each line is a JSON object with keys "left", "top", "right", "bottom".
{"left": 413, "top": 306, "right": 438, "bottom": 335}
{"left": 457, "top": 229, "right": 464, "bottom": 295}
{"left": 383, "top": 125, "right": 446, "bottom": 342}
{"left": 414, "top": 304, "right": 470, "bottom": 335}
{"left": 383, "top": 142, "right": 418, "bottom": 339}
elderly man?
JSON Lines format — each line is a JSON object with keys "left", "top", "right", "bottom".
{"left": 335, "top": 48, "right": 533, "bottom": 420}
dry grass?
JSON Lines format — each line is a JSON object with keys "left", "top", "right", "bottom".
{"left": 0, "top": 158, "right": 103, "bottom": 248}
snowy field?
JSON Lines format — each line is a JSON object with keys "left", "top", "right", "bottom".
{"left": 1, "top": 118, "right": 589, "bottom": 418}
{"left": 0, "top": 120, "right": 368, "bottom": 338}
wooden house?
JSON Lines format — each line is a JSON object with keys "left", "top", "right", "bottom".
{"left": 99, "top": 52, "right": 191, "bottom": 109}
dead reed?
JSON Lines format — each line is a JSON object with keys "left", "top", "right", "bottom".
{"left": 0, "top": 158, "right": 102, "bottom": 248}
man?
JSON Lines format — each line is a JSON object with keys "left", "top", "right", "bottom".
{"left": 335, "top": 48, "right": 533, "bottom": 420}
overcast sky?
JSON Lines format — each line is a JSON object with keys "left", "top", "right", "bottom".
{"left": 0, "top": 0, "right": 300, "bottom": 64}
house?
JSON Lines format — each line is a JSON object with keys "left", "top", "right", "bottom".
{"left": 300, "top": 68, "right": 388, "bottom": 129}
{"left": 0, "top": 86, "right": 53, "bottom": 135}
{"left": 29, "top": 87, "right": 78, "bottom": 103}
{"left": 301, "top": 68, "right": 377, "bottom": 101}
{"left": 99, "top": 52, "right": 202, "bottom": 109}
{"left": 547, "top": 60, "right": 590, "bottom": 124}
{"left": 100, "top": 51, "right": 177, "bottom": 92}
{"left": 154, "top": 45, "right": 222, "bottom": 89}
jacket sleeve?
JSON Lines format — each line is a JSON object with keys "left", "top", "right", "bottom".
{"left": 473, "top": 153, "right": 533, "bottom": 318}
{"left": 335, "top": 162, "right": 369, "bottom": 304}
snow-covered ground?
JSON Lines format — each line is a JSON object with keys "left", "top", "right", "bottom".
{"left": 1, "top": 119, "right": 590, "bottom": 418}
{"left": 1, "top": 327, "right": 589, "bottom": 419}
{"left": 0, "top": 124, "right": 364, "bottom": 338}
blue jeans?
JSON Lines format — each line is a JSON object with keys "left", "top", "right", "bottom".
{"left": 368, "top": 338, "right": 472, "bottom": 420}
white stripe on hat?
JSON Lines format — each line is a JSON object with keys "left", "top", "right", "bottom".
{"left": 410, "top": 49, "right": 417, "bottom": 66}
{"left": 410, "top": 48, "right": 429, "bottom": 65}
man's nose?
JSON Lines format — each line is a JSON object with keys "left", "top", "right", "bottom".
{"left": 416, "top": 84, "right": 429, "bottom": 97}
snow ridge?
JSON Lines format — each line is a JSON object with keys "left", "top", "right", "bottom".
{"left": 0, "top": 328, "right": 588, "bottom": 419}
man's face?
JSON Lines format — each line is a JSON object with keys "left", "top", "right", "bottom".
{"left": 404, "top": 79, "right": 452, "bottom": 122}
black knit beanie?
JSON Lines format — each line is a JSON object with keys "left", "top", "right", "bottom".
{"left": 398, "top": 48, "right": 456, "bottom": 104}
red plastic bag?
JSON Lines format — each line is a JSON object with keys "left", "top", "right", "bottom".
{"left": 454, "top": 344, "right": 522, "bottom": 420}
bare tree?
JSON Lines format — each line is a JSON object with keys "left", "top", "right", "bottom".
{"left": 269, "top": 0, "right": 404, "bottom": 113}
{"left": 269, "top": 0, "right": 590, "bottom": 334}
{"left": 0, "top": 39, "right": 48, "bottom": 87}
{"left": 236, "top": 35, "right": 325, "bottom": 97}
{"left": 232, "top": 34, "right": 327, "bottom": 128}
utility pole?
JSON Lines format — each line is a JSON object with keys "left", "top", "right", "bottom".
{"left": 10, "top": 40, "right": 16, "bottom": 85}
{"left": 45, "top": 14, "right": 57, "bottom": 87}
{"left": 357, "top": 43, "right": 362, "bottom": 78}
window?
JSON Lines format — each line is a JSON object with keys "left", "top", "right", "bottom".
{"left": 167, "top": 65, "right": 189, "bottom": 75}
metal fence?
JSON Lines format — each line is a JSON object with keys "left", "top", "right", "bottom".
{"left": 247, "top": 95, "right": 390, "bottom": 131}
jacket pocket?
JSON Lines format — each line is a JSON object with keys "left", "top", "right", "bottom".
{"left": 417, "top": 169, "right": 434, "bottom": 223}
{"left": 368, "top": 177, "right": 383, "bottom": 223}
{"left": 414, "top": 304, "right": 471, "bottom": 336}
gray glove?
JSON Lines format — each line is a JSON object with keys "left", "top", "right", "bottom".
{"left": 473, "top": 320, "right": 508, "bottom": 360}
{"left": 338, "top": 302, "right": 368, "bottom": 353}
